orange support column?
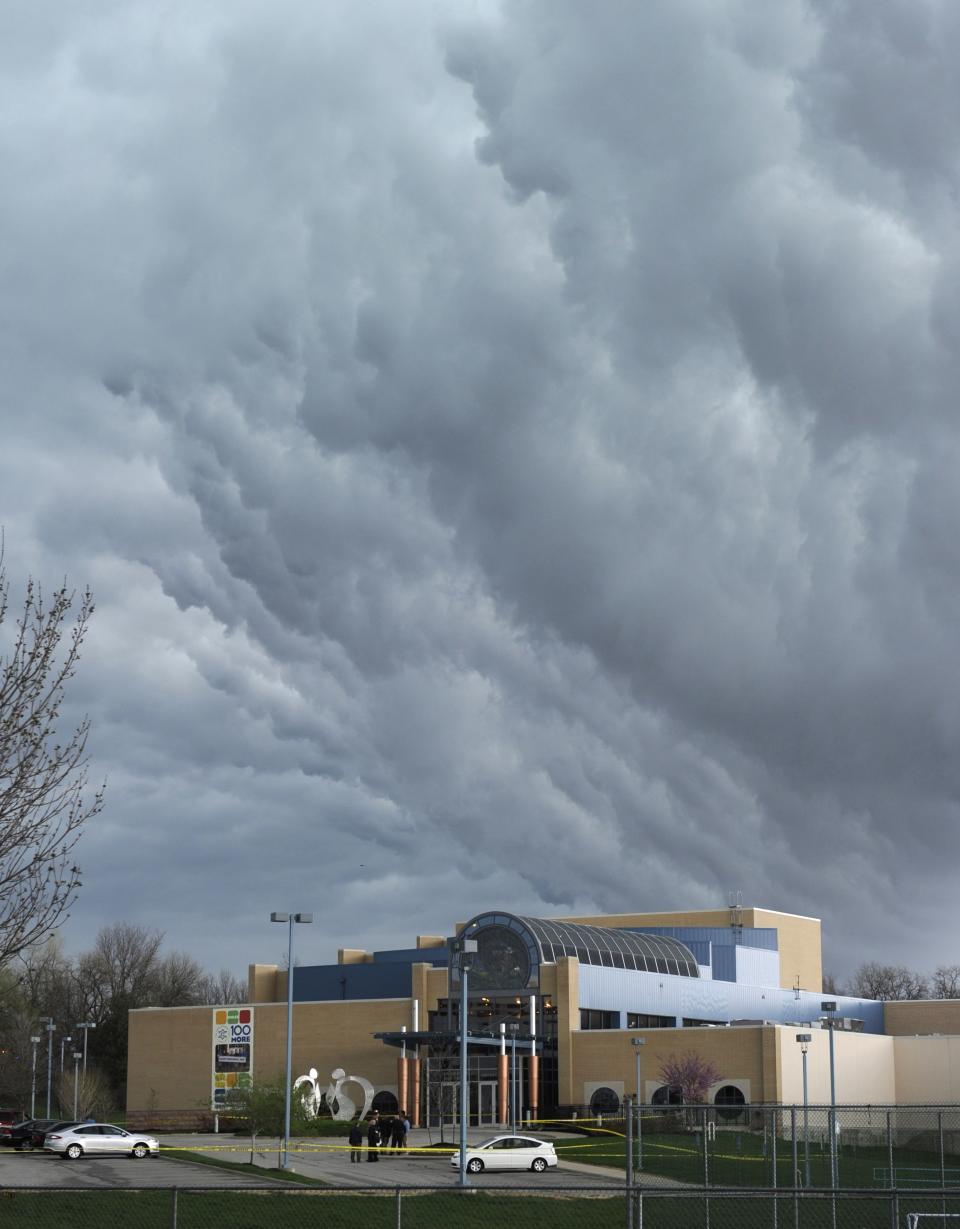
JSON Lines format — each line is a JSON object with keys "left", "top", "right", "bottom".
{"left": 410, "top": 1057, "right": 421, "bottom": 1127}
{"left": 498, "top": 1054, "right": 508, "bottom": 1124}
{"left": 528, "top": 1054, "right": 540, "bottom": 1124}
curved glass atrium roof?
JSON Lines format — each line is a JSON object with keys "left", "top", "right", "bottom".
{"left": 458, "top": 912, "right": 701, "bottom": 991}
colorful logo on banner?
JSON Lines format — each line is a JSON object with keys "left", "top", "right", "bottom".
{"left": 212, "top": 1007, "right": 253, "bottom": 1108}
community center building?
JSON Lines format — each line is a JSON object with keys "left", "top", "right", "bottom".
{"left": 126, "top": 905, "right": 960, "bottom": 1128}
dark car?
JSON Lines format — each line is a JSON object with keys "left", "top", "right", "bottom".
{"left": 0, "top": 1109, "right": 23, "bottom": 1146}
{"left": 3, "top": 1118, "right": 62, "bottom": 1150}
{"left": 30, "top": 1120, "right": 80, "bottom": 1150}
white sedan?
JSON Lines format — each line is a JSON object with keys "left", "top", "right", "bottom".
{"left": 450, "top": 1134, "right": 558, "bottom": 1173}
{"left": 44, "top": 1123, "right": 159, "bottom": 1159}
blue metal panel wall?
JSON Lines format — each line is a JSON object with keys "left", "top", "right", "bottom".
{"left": 734, "top": 945, "right": 781, "bottom": 988}
{"left": 627, "top": 926, "right": 778, "bottom": 952}
{"left": 712, "top": 945, "right": 737, "bottom": 983}
{"left": 576, "top": 964, "right": 885, "bottom": 1033}
{"left": 371, "top": 948, "right": 448, "bottom": 966}
{"left": 293, "top": 962, "right": 414, "bottom": 1002}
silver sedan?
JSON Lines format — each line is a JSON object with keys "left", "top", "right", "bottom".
{"left": 44, "top": 1123, "right": 159, "bottom": 1159}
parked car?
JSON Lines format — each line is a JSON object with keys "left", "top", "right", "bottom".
{"left": 0, "top": 1110, "right": 23, "bottom": 1147}
{"left": 0, "top": 1119, "right": 59, "bottom": 1150}
{"left": 44, "top": 1123, "right": 159, "bottom": 1159}
{"left": 28, "top": 1120, "right": 79, "bottom": 1150}
{"left": 450, "top": 1134, "right": 558, "bottom": 1173}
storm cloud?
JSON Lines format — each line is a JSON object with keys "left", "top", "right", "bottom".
{"left": 2, "top": 0, "right": 959, "bottom": 978}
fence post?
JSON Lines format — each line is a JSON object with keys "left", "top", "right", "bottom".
{"left": 171, "top": 1186, "right": 178, "bottom": 1229}
{"left": 886, "top": 1110, "right": 896, "bottom": 1229}
{"left": 625, "top": 1094, "right": 634, "bottom": 1229}
{"left": 791, "top": 1105, "right": 799, "bottom": 1229}
{"left": 940, "top": 1110, "right": 946, "bottom": 1222}
{"left": 396, "top": 1185, "right": 402, "bottom": 1229}
{"left": 703, "top": 1104, "right": 709, "bottom": 1189}
{"left": 771, "top": 1107, "right": 778, "bottom": 1229}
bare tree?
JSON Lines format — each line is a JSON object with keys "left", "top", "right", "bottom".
{"left": 847, "top": 962, "right": 929, "bottom": 1001}
{"left": 0, "top": 552, "right": 103, "bottom": 967}
{"left": 932, "top": 966, "right": 960, "bottom": 999}
{"left": 197, "top": 968, "right": 247, "bottom": 1005}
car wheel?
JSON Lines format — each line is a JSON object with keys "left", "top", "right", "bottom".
{"left": 466, "top": 1157, "right": 484, "bottom": 1173}
{"left": 65, "top": 1143, "right": 83, "bottom": 1160}
{"left": 131, "top": 1143, "right": 150, "bottom": 1159}
{"left": 531, "top": 1157, "right": 547, "bottom": 1173}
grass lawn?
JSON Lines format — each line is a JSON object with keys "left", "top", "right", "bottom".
{"left": 554, "top": 1126, "right": 960, "bottom": 1191}
{"left": 3, "top": 1186, "right": 958, "bottom": 1229}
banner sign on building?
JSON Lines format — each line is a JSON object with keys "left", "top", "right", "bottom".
{"left": 212, "top": 1007, "right": 253, "bottom": 1109}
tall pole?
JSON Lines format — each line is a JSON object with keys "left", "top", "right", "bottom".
{"left": 44, "top": 1019, "right": 55, "bottom": 1118}
{"left": 76, "top": 1023, "right": 96, "bottom": 1077}
{"left": 821, "top": 1002, "right": 838, "bottom": 1189}
{"left": 30, "top": 1036, "right": 40, "bottom": 1119}
{"left": 509, "top": 1024, "right": 518, "bottom": 1133}
{"left": 632, "top": 1037, "right": 645, "bottom": 1172}
{"left": 447, "top": 935, "right": 477, "bottom": 1190}
{"left": 271, "top": 911, "right": 313, "bottom": 1171}
{"left": 796, "top": 1034, "right": 812, "bottom": 1188}
{"left": 72, "top": 1051, "right": 82, "bottom": 1119}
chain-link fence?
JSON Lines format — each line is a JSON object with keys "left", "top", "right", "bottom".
{"left": 2, "top": 1183, "right": 960, "bottom": 1228}
{"left": 544, "top": 1104, "right": 960, "bottom": 1191}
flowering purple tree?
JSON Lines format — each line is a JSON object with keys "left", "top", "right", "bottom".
{"left": 657, "top": 1051, "right": 722, "bottom": 1104}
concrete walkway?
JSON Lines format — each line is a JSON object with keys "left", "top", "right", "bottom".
{"left": 159, "top": 1128, "right": 691, "bottom": 1189}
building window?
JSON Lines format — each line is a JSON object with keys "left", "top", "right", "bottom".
{"left": 652, "top": 1084, "right": 683, "bottom": 1106}
{"left": 627, "top": 1013, "right": 674, "bottom": 1029}
{"left": 682, "top": 1018, "right": 724, "bottom": 1028}
{"left": 589, "top": 1086, "right": 621, "bottom": 1115}
{"left": 714, "top": 1085, "right": 746, "bottom": 1122}
{"left": 579, "top": 1009, "right": 620, "bottom": 1030}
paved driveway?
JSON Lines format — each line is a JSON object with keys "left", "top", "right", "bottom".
{"left": 0, "top": 1147, "right": 288, "bottom": 1189}
{"left": 160, "top": 1132, "right": 630, "bottom": 1191}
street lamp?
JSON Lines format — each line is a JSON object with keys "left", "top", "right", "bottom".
{"left": 796, "top": 1033, "right": 811, "bottom": 1187}
{"left": 632, "top": 1037, "right": 646, "bottom": 1172}
{"left": 508, "top": 1023, "right": 520, "bottom": 1134}
{"left": 447, "top": 935, "right": 478, "bottom": 1189}
{"left": 75, "top": 1023, "right": 96, "bottom": 1076}
{"left": 29, "top": 1036, "right": 41, "bottom": 1118}
{"left": 58, "top": 1035, "right": 73, "bottom": 1116}
{"left": 72, "top": 1051, "right": 82, "bottom": 1120}
{"left": 821, "top": 1001, "right": 838, "bottom": 1188}
{"left": 40, "top": 1018, "right": 55, "bottom": 1118}
{"left": 270, "top": 911, "right": 313, "bottom": 1170}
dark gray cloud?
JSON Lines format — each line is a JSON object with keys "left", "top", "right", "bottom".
{"left": 2, "top": 0, "right": 959, "bottom": 980}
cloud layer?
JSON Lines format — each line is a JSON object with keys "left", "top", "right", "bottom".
{"left": 3, "top": 0, "right": 960, "bottom": 978}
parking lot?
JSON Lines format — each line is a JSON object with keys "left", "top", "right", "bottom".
{"left": 0, "top": 1145, "right": 289, "bottom": 1189}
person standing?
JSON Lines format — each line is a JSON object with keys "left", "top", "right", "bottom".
{"left": 391, "top": 1112, "right": 407, "bottom": 1153}
{"left": 348, "top": 1121, "right": 363, "bottom": 1163}
{"left": 366, "top": 1112, "right": 381, "bottom": 1162}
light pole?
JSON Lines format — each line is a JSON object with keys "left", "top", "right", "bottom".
{"left": 29, "top": 1036, "right": 41, "bottom": 1118}
{"left": 447, "top": 935, "right": 478, "bottom": 1189}
{"left": 632, "top": 1037, "right": 646, "bottom": 1172}
{"left": 821, "top": 1000, "right": 838, "bottom": 1188}
{"left": 508, "top": 1023, "right": 519, "bottom": 1133}
{"left": 58, "top": 1035, "right": 72, "bottom": 1115}
{"left": 270, "top": 911, "right": 313, "bottom": 1170}
{"left": 796, "top": 1033, "right": 811, "bottom": 1186}
{"left": 72, "top": 1051, "right": 82, "bottom": 1119}
{"left": 40, "top": 1018, "right": 55, "bottom": 1118}
{"left": 75, "top": 1023, "right": 96, "bottom": 1076}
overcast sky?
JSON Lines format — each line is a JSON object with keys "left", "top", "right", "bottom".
{"left": 3, "top": 0, "right": 959, "bottom": 985}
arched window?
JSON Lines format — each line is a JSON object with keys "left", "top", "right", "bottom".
{"left": 651, "top": 1084, "right": 683, "bottom": 1106}
{"left": 713, "top": 1085, "right": 746, "bottom": 1122}
{"left": 372, "top": 1090, "right": 399, "bottom": 1116}
{"left": 588, "top": 1086, "right": 621, "bottom": 1115}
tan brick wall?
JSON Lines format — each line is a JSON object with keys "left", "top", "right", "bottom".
{"left": 127, "top": 998, "right": 412, "bottom": 1125}
{"left": 247, "top": 964, "right": 279, "bottom": 1003}
{"left": 884, "top": 1000, "right": 960, "bottom": 1036}
{"left": 570, "top": 1026, "right": 769, "bottom": 1105}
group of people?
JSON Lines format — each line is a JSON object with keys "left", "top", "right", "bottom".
{"left": 348, "top": 1109, "right": 410, "bottom": 1162}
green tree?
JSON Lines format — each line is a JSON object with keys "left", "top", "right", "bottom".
{"left": 226, "top": 1077, "right": 315, "bottom": 1167}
